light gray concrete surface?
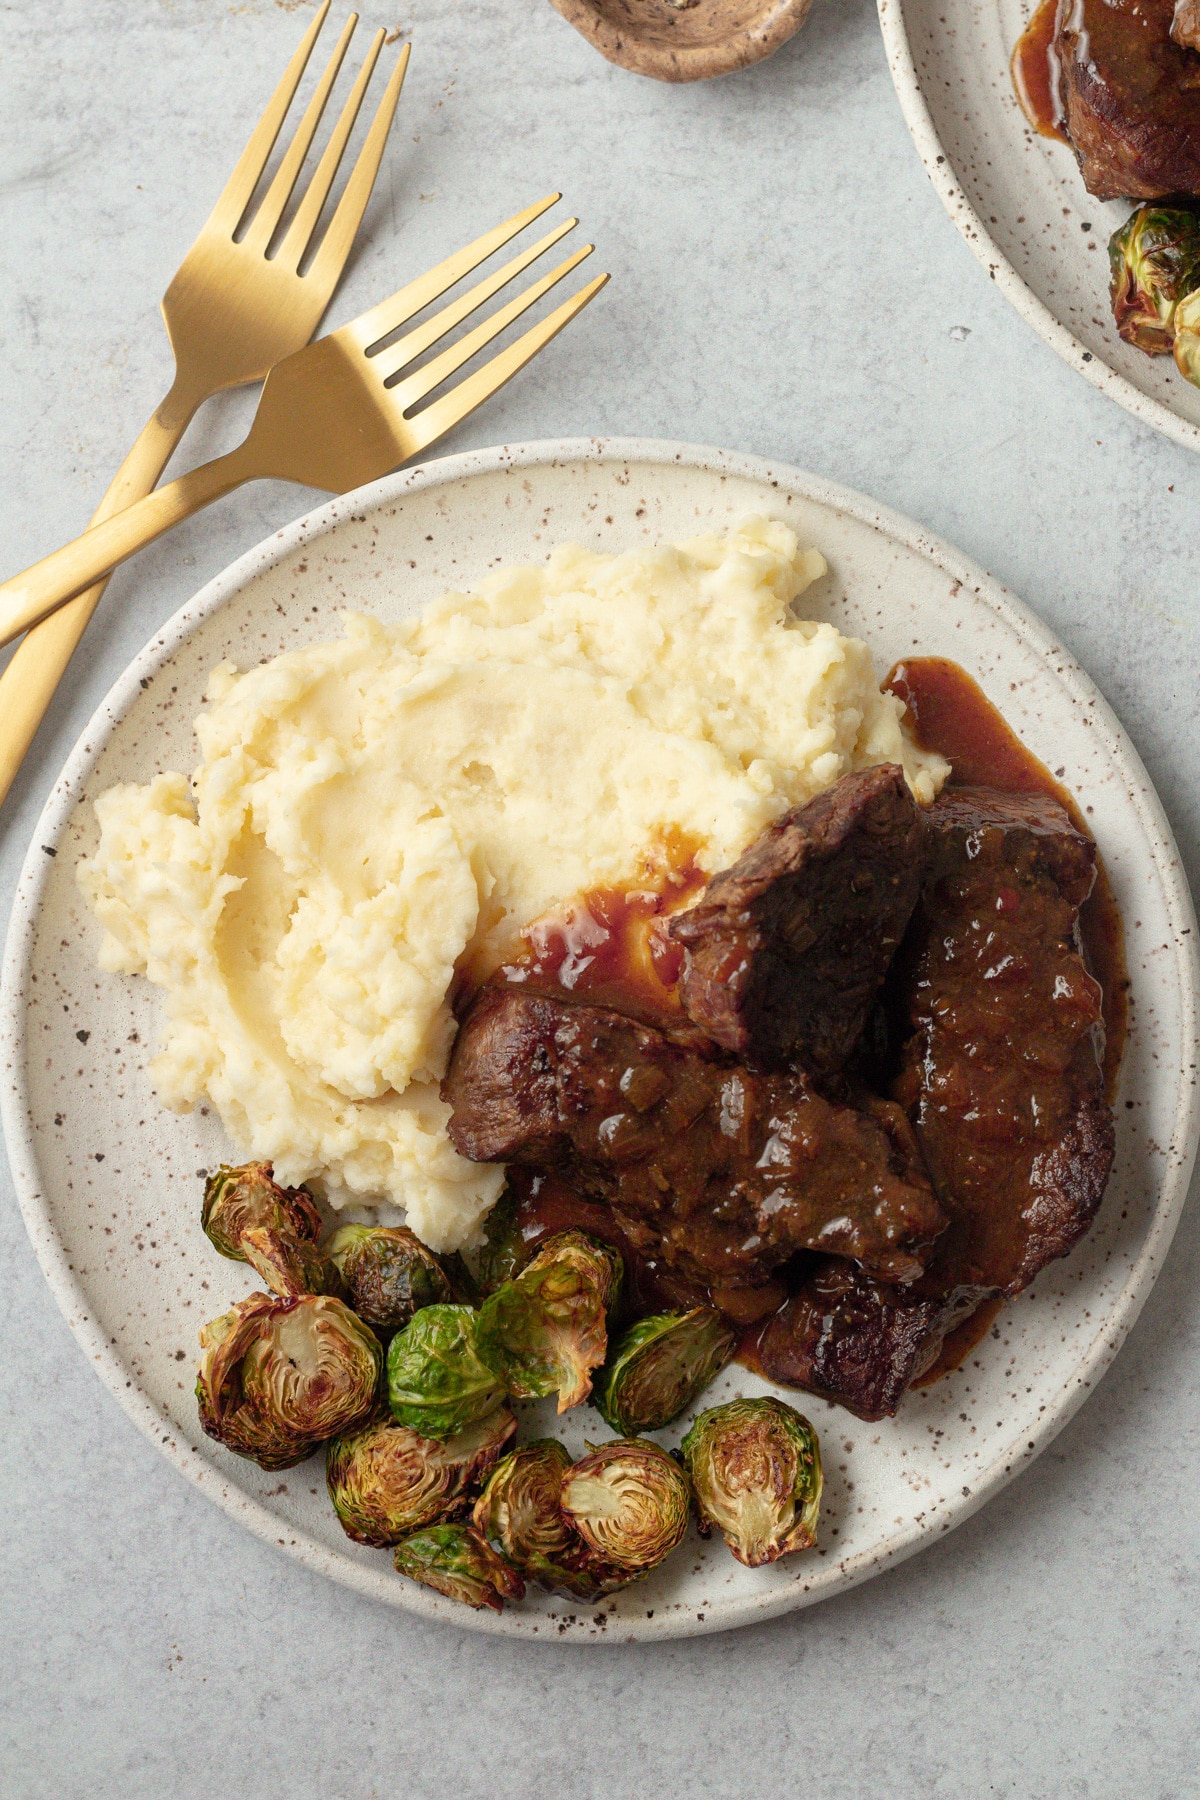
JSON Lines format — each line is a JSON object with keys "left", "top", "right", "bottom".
{"left": 1, "top": 2, "right": 1198, "bottom": 1795}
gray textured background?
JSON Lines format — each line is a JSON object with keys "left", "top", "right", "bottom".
{"left": 2, "top": 2, "right": 1198, "bottom": 1795}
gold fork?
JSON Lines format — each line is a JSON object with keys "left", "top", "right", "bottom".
{"left": 0, "top": 2, "right": 406, "bottom": 804}
{"left": 0, "top": 203, "right": 608, "bottom": 647}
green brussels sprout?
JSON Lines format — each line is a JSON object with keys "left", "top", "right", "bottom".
{"left": 681, "top": 1396, "right": 823, "bottom": 1567}
{"left": 475, "top": 1230, "right": 623, "bottom": 1413}
{"left": 475, "top": 1184, "right": 527, "bottom": 1295}
{"left": 327, "top": 1224, "right": 454, "bottom": 1332}
{"left": 1109, "top": 204, "right": 1200, "bottom": 355}
{"left": 393, "top": 1522, "right": 525, "bottom": 1612}
{"left": 196, "top": 1292, "right": 382, "bottom": 1470}
{"left": 202, "top": 1162, "right": 323, "bottom": 1261}
{"left": 1174, "top": 286, "right": 1200, "bottom": 386}
{"left": 472, "top": 1439, "right": 628, "bottom": 1600}
{"left": 326, "top": 1404, "right": 516, "bottom": 1546}
{"left": 560, "top": 1438, "right": 690, "bottom": 1577}
{"left": 593, "top": 1308, "right": 735, "bottom": 1435}
{"left": 386, "top": 1304, "right": 506, "bottom": 1439}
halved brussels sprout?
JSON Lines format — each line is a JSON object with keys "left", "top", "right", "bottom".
{"left": 196, "top": 1292, "right": 382, "bottom": 1470}
{"left": 475, "top": 1230, "right": 623, "bottom": 1413}
{"left": 681, "top": 1396, "right": 823, "bottom": 1567}
{"left": 327, "top": 1224, "right": 454, "bottom": 1332}
{"left": 393, "top": 1522, "right": 526, "bottom": 1612}
{"left": 386, "top": 1304, "right": 506, "bottom": 1439}
{"left": 1174, "top": 286, "right": 1200, "bottom": 386}
{"left": 593, "top": 1308, "right": 735, "bottom": 1435}
{"left": 240, "top": 1224, "right": 346, "bottom": 1300}
{"left": 327, "top": 1404, "right": 516, "bottom": 1546}
{"left": 202, "top": 1162, "right": 323, "bottom": 1261}
{"left": 1109, "top": 204, "right": 1200, "bottom": 355}
{"left": 472, "top": 1439, "right": 628, "bottom": 1599}
{"left": 561, "top": 1438, "right": 690, "bottom": 1577}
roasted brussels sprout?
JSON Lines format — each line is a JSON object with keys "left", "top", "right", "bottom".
{"left": 202, "top": 1162, "right": 323, "bottom": 1260}
{"left": 239, "top": 1224, "right": 346, "bottom": 1300}
{"left": 593, "top": 1308, "right": 735, "bottom": 1435}
{"left": 393, "top": 1522, "right": 526, "bottom": 1612}
{"left": 326, "top": 1403, "right": 516, "bottom": 1546}
{"left": 475, "top": 1230, "right": 623, "bottom": 1413}
{"left": 681, "top": 1396, "right": 823, "bottom": 1567}
{"left": 386, "top": 1304, "right": 506, "bottom": 1439}
{"left": 561, "top": 1438, "right": 690, "bottom": 1577}
{"left": 472, "top": 1439, "right": 627, "bottom": 1599}
{"left": 1109, "top": 204, "right": 1200, "bottom": 355}
{"left": 196, "top": 1292, "right": 382, "bottom": 1470}
{"left": 328, "top": 1224, "right": 454, "bottom": 1332}
{"left": 475, "top": 1185, "right": 527, "bottom": 1295}
{"left": 1174, "top": 286, "right": 1200, "bottom": 386}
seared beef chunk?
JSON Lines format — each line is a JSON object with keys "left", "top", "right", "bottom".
{"left": 1057, "top": 0, "right": 1200, "bottom": 200}
{"left": 668, "top": 765, "right": 927, "bottom": 1077}
{"left": 444, "top": 982, "right": 946, "bottom": 1291}
{"left": 893, "top": 787, "right": 1114, "bottom": 1298}
{"left": 757, "top": 1261, "right": 989, "bottom": 1423}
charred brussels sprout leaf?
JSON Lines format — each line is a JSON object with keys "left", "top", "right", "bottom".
{"left": 561, "top": 1438, "right": 690, "bottom": 1577}
{"left": 328, "top": 1224, "right": 454, "bottom": 1332}
{"left": 475, "top": 1230, "right": 623, "bottom": 1413}
{"left": 202, "top": 1162, "right": 324, "bottom": 1261}
{"left": 386, "top": 1304, "right": 506, "bottom": 1439}
{"left": 472, "top": 1439, "right": 628, "bottom": 1599}
{"left": 327, "top": 1404, "right": 516, "bottom": 1546}
{"left": 475, "top": 1184, "right": 526, "bottom": 1295}
{"left": 1109, "top": 204, "right": 1200, "bottom": 355}
{"left": 681, "top": 1396, "right": 823, "bottom": 1567}
{"left": 240, "top": 1224, "right": 346, "bottom": 1300}
{"left": 196, "top": 1292, "right": 382, "bottom": 1470}
{"left": 594, "top": 1308, "right": 735, "bottom": 1435}
{"left": 393, "top": 1522, "right": 525, "bottom": 1612}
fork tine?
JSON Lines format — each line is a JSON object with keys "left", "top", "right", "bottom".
{"left": 240, "top": 14, "right": 361, "bottom": 254}
{"left": 339, "top": 195, "right": 563, "bottom": 354}
{"left": 208, "top": 0, "right": 333, "bottom": 235}
{"left": 293, "top": 41, "right": 410, "bottom": 283}
{"left": 400, "top": 274, "right": 610, "bottom": 458}
{"left": 384, "top": 246, "right": 596, "bottom": 415}
{"left": 372, "top": 218, "right": 578, "bottom": 380}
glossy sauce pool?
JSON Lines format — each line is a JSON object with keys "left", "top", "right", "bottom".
{"left": 1011, "top": 0, "right": 1069, "bottom": 143}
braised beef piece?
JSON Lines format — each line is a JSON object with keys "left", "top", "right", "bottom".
{"left": 1056, "top": 0, "right": 1200, "bottom": 200}
{"left": 758, "top": 786, "right": 1115, "bottom": 1419}
{"left": 668, "top": 764, "right": 927, "bottom": 1078}
{"left": 444, "top": 981, "right": 946, "bottom": 1292}
{"left": 757, "top": 1261, "right": 989, "bottom": 1423}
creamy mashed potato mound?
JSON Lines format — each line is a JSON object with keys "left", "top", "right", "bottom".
{"left": 78, "top": 518, "right": 948, "bottom": 1250}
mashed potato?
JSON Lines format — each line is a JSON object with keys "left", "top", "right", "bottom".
{"left": 78, "top": 518, "right": 948, "bottom": 1250}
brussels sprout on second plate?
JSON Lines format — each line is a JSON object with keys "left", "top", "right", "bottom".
{"left": 393, "top": 1522, "right": 526, "bottom": 1612}
{"left": 681, "top": 1396, "right": 822, "bottom": 1567}
{"left": 196, "top": 1292, "right": 382, "bottom": 1471}
{"left": 475, "top": 1230, "right": 623, "bottom": 1413}
{"left": 473, "top": 1439, "right": 628, "bottom": 1599}
{"left": 1109, "top": 203, "right": 1200, "bottom": 356}
{"left": 202, "top": 1162, "right": 324, "bottom": 1261}
{"left": 327, "top": 1404, "right": 516, "bottom": 1546}
{"left": 386, "top": 1304, "right": 506, "bottom": 1439}
{"left": 561, "top": 1438, "right": 690, "bottom": 1579}
{"left": 593, "top": 1308, "right": 735, "bottom": 1435}
{"left": 327, "top": 1224, "right": 455, "bottom": 1333}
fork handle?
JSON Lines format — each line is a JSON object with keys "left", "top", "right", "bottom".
{"left": 0, "top": 441, "right": 255, "bottom": 652}
{"left": 0, "top": 393, "right": 197, "bottom": 809}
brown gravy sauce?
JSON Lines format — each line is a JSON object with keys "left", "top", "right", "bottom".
{"left": 483, "top": 659, "right": 1128, "bottom": 1395}
{"left": 1012, "top": 0, "right": 1070, "bottom": 143}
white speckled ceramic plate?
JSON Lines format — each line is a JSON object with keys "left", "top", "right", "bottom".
{"left": 3, "top": 439, "right": 1197, "bottom": 1641}
{"left": 880, "top": 0, "right": 1200, "bottom": 451}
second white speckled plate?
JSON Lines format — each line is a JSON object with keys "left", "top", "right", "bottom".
{"left": 880, "top": 0, "right": 1200, "bottom": 451}
{"left": 3, "top": 438, "right": 1198, "bottom": 1641}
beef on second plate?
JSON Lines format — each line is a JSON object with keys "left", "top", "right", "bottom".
{"left": 1056, "top": 0, "right": 1200, "bottom": 199}
{"left": 758, "top": 785, "right": 1116, "bottom": 1418}
{"left": 667, "top": 764, "right": 927, "bottom": 1079}
{"left": 443, "top": 981, "right": 947, "bottom": 1293}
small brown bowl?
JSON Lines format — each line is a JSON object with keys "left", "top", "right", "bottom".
{"left": 547, "top": 0, "right": 815, "bottom": 82}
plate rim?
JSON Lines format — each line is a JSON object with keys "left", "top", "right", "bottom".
{"left": 877, "top": 0, "right": 1200, "bottom": 454}
{"left": 4, "top": 433, "right": 1198, "bottom": 1641}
